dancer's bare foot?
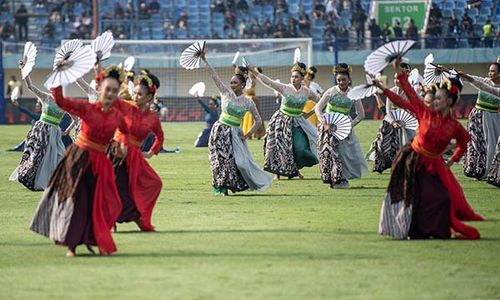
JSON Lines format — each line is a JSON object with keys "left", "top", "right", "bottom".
{"left": 66, "top": 249, "right": 75, "bottom": 257}
{"left": 273, "top": 174, "right": 280, "bottom": 180}
{"left": 298, "top": 172, "right": 304, "bottom": 180}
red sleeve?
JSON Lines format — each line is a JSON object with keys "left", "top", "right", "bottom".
{"left": 382, "top": 87, "right": 415, "bottom": 113}
{"left": 52, "top": 86, "right": 90, "bottom": 118}
{"left": 116, "top": 110, "right": 130, "bottom": 145}
{"left": 397, "top": 73, "right": 427, "bottom": 118}
{"left": 113, "top": 99, "right": 135, "bottom": 115}
{"left": 450, "top": 122, "right": 471, "bottom": 162}
{"left": 150, "top": 117, "right": 164, "bottom": 155}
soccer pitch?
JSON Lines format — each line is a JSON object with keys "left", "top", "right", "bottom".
{"left": 0, "top": 121, "right": 499, "bottom": 300}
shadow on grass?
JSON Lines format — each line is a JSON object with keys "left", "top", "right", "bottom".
{"left": 229, "top": 193, "right": 319, "bottom": 197}
{"left": 116, "top": 228, "right": 319, "bottom": 235}
{"left": 95, "top": 251, "right": 381, "bottom": 260}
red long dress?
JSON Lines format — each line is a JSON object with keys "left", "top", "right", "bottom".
{"left": 52, "top": 86, "right": 128, "bottom": 253}
{"left": 383, "top": 73, "right": 483, "bottom": 240}
{"left": 113, "top": 101, "right": 164, "bottom": 231}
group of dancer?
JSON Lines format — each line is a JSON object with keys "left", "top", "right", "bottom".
{"left": 7, "top": 37, "right": 498, "bottom": 256}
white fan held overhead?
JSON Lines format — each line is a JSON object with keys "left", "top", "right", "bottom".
{"left": 20, "top": 41, "right": 37, "bottom": 80}
{"left": 323, "top": 112, "right": 352, "bottom": 141}
{"left": 242, "top": 56, "right": 249, "bottom": 68}
{"left": 231, "top": 51, "right": 240, "bottom": 66}
{"left": 409, "top": 68, "right": 424, "bottom": 86}
{"left": 347, "top": 74, "right": 378, "bottom": 100}
{"left": 123, "top": 56, "right": 135, "bottom": 72}
{"left": 44, "top": 40, "right": 96, "bottom": 89}
{"left": 179, "top": 41, "right": 206, "bottom": 70}
{"left": 363, "top": 40, "right": 416, "bottom": 75}
{"left": 293, "top": 48, "right": 301, "bottom": 64}
{"left": 189, "top": 82, "right": 206, "bottom": 97}
{"left": 91, "top": 30, "right": 115, "bottom": 63}
{"left": 384, "top": 109, "right": 418, "bottom": 131}
{"left": 424, "top": 53, "right": 434, "bottom": 65}
{"left": 423, "top": 63, "right": 449, "bottom": 85}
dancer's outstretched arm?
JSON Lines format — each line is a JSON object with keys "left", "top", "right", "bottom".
{"left": 25, "top": 75, "right": 51, "bottom": 101}
{"left": 460, "top": 72, "right": 500, "bottom": 97}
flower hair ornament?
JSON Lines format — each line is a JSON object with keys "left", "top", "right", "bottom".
{"left": 234, "top": 66, "right": 249, "bottom": 81}
{"left": 95, "top": 64, "right": 126, "bottom": 86}
{"left": 432, "top": 77, "right": 459, "bottom": 95}
{"left": 291, "top": 63, "right": 307, "bottom": 76}
{"left": 137, "top": 74, "right": 157, "bottom": 95}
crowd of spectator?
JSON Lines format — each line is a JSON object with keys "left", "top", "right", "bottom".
{"left": 0, "top": 0, "right": 498, "bottom": 50}
{"left": 0, "top": 0, "right": 93, "bottom": 45}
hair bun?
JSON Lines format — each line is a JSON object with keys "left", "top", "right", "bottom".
{"left": 333, "top": 63, "right": 352, "bottom": 75}
{"left": 234, "top": 66, "right": 249, "bottom": 80}
{"left": 291, "top": 62, "right": 307, "bottom": 76}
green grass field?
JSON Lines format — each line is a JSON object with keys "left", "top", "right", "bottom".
{"left": 0, "top": 121, "right": 499, "bottom": 300}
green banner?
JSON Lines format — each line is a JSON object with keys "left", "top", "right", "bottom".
{"left": 376, "top": 1, "right": 426, "bottom": 31}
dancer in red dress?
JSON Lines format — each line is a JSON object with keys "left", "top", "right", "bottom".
{"left": 110, "top": 73, "right": 164, "bottom": 231}
{"left": 377, "top": 58, "right": 483, "bottom": 240}
{"left": 30, "top": 65, "right": 129, "bottom": 256}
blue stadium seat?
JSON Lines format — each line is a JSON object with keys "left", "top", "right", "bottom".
{"left": 468, "top": 8, "right": 479, "bottom": 16}
{"left": 480, "top": 0, "right": 493, "bottom": 7}
{"left": 442, "top": 9, "right": 453, "bottom": 18}
{"left": 443, "top": 1, "right": 454, "bottom": 10}
{"left": 477, "top": 15, "right": 488, "bottom": 25}
{"left": 455, "top": 1, "right": 467, "bottom": 9}
{"left": 454, "top": 8, "right": 465, "bottom": 18}
{"left": 479, "top": 8, "right": 491, "bottom": 16}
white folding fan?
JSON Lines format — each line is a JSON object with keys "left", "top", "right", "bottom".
{"left": 44, "top": 41, "right": 96, "bottom": 89}
{"left": 10, "top": 86, "right": 20, "bottom": 102}
{"left": 323, "top": 112, "right": 352, "bottom": 141}
{"left": 384, "top": 109, "right": 418, "bottom": 130}
{"left": 231, "top": 51, "right": 240, "bottom": 65}
{"left": 423, "top": 63, "right": 449, "bottom": 85}
{"left": 293, "top": 48, "right": 301, "bottom": 63}
{"left": 123, "top": 56, "right": 135, "bottom": 72}
{"left": 179, "top": 41, "right": 206, "bottom": 70}
{"left": 189, "top": 82, "right": 206, "bottom": 97}
{"left": 364, "top": 40, "right": 415, "bottom": 75}
{"left": 409, "top": 68, "right": 424, "bottom": 86}
{"left": 424, "top": 53, "right": 434, "bottom": 65}
{"left": 20, "top": 41, "right": 37, "bottom": 79}
{"left": 347, "top": 74, "right": 378, "bottom": 100}
{"left": 127, "top": 81, "right": 135, "bottom": 97}
{"left": 91, "top": 30, "right": 115, "bottom": 63}
{"left": 242, "top": 56, "right": 249, "bottom": 67}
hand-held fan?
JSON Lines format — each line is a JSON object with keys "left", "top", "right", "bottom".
{"left": 123, "top": 56, "right": 135, "bottom": 72}
{"left": 44, "top": 41, "right": 96, "bottom": 89}
{"left": 409, "top": 68, "right": 424, "bottom": 86}
{"left": 10, "top": 86, "right": 20, "bottom": 101}
{"left": 385, "top": 109, "right": 418, "bottom": 130}
{"left": 363, "top": 40, "right": 415, "bottom": 75}
{"left": 293, "top": 48, "right": 301, "bottom": 63}
{"left": 231, "top": 51, "right": 240, "bottom": 65}
{"left": 423, "top": 63, "right": 449, "bottom": 85}
{"left": 91, "top": 30, "right": 115, "bottom": 63}
{"left": 323, "top": 112, "right": 352, "bottom": 140}
{"left": 179, "top": 41, "right": 206, "bottom": 70}
{"left": 20, "top": 41, "right": 37, "bottom": 79}
{"left": 189, "top": 82, "right": 206, "bottom": 97}
{"left": 347, "top": 74, "right": 377, "bottom": 100}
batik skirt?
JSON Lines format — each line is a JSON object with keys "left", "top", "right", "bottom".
{"left": 263, "top": 110, "right": 318, "bottom": 178}
{"left": 9, "top": 120, "right": 65, "bottom": 191}
{"left": 209, "top": 121, "right": 272, "bottom": 193}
